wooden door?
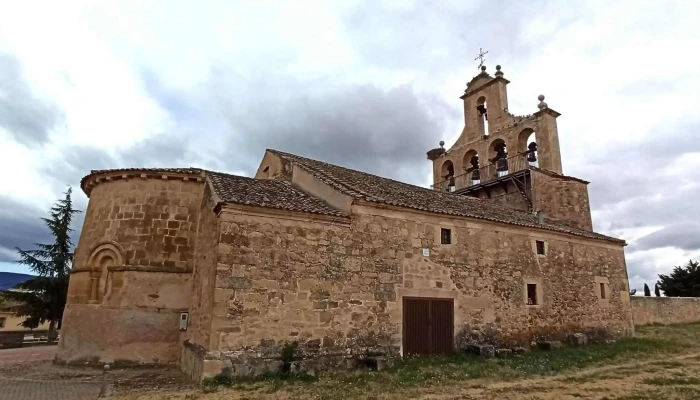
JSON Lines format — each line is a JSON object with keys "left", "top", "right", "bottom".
{"left": 403, "top": 297, "right": 454, "bottom": 356}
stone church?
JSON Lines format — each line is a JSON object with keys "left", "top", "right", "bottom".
{"left": 57, "top": 65, "right": 634, "bottom": 379}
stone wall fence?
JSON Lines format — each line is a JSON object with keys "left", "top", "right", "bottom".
{"left": 631, "top": 296, "right": 700, "bottom": 326}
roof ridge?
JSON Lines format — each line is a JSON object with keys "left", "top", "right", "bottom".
{"left": 269, "top": 148, "right": 536, "bottom": 212}
{"left": 268, "top": 149, "right": 473, "bottom": 201}
{"left": 205, "top": 170, "right": 255, "bottom": 181}
{"left": 266, "top": 149, "right": 624, "bottom": 244}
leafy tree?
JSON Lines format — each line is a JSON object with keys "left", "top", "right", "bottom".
{"left": 644, "top": 283, "right": 651, "bottom": 297}
{"left": 657, "top": 260, "right": 700, "bottom": 297}
{"left": 655, "top": 283, "right": 661, "bottom": 297}
{"left": 0, "top": 188, "right": 80, "bottom": 343}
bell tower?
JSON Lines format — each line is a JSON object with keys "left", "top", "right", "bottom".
{"left": 427, "top": 64, "right": 593, "bottom": 232}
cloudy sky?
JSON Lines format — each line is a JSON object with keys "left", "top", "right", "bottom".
{"left": 1, "top": 0, "right": 699, "bottom": 293}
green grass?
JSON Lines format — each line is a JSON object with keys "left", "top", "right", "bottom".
{"left": 203, "top": 322, "right": 700, "bottom": 400}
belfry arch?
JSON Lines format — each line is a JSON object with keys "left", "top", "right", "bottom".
{"left": 518, "top": 128, "right": 538, "bottom": 167}
{"left": 476, "top": 96, "right": 488, "bottom": 138}
{"left": 462, "top": 149, "right": 479, "bottom": 173}
{"left": 440, "top": 160, "right": 456, "bottom": 191}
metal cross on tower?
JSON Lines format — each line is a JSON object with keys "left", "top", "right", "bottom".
{"left": 474, "top": 48, "right": 488, "bottom": 70}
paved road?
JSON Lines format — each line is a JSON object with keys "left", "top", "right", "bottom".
{"left": 0, "top": 346, "right": 101, "bottom": 399}
{"left": 0, "top": 378, "right": 101, "bottom": 400}
{"left": 0, "top": 346, "right": 57, "bottom": 364}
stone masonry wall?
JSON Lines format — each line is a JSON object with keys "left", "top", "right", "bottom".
{"left": 631, "top": 297, "right": 700, "bottom": 326}
{"left": 531, "top": 170, "right": 593, "bottom": 231}
{"left": 58, "top": 175, "right": 204, "bottom": 365}
{"left": 204, "top": 202, "right": 633, "bottom": 377}
{"left": 72, "top": 177, "right": 204, "bottom": 274}
{"left": 57, "top": 294, "right": 187, "bottom": 364}
{"left": 181, "top": 183, "right": 220, "bottom": 376}
{"left": 473, "top": 180, "right": 530, "bottom": 212}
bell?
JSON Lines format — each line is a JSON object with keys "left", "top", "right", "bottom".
{"left": 471, "top": 169, "right": 480, "bottom": 181}
{"left": 527, "top": 141, "right": 538, "bottom": 164}
{"left": 496, "top": 158, "right": 509, "bottom": 172}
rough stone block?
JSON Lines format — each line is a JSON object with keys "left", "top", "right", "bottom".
{"left": 568, "top": 333, "right": 588, "bottom": 347}
{"left": 313, "top": 301, "right": 328, "bottom": 310}
{"left": 537, "top": 341, "right": 562, "bottom": 351}
{"left": 218, "top": 276, "right": 251, "bottom": 289}
{"left": 512, "top": 347, "right": 529, "bottom": 355}
{"left": 376, "top": 357, "right": 394, "bottom": 371}
{"left": 201, "top": 359, "right": 223, "bottom": 378}
{"left": 467, "top": 344, "right": 495, "bottom": 358}
{"left": 495, "top": 348, "right": 513, "bottom": 358}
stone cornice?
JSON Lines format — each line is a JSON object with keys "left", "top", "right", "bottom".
{"left": 460, "top": 75, "right": 510, "bottom": 100}
{"left": 80, "top": 168, "right": 206, "bottom": 197}
{"left": 71, "top": 265, "right": 193, "bottom": 274}
{"left": 534, "top": 108, "right": 562, "bottom": 118}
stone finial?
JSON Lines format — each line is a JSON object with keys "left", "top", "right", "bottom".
{"left": 439, "top": 140, "right": 445, "bottom": 148}
{"left": 537, "top": 94, "right": 548, "bottom": 110}
{"left": 495, "top": 65, "right": 504, "bottom": 78}
{"left": 481, "top": 65, "right": 487, "bottom": 73}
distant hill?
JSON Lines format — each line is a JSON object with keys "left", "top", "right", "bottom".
{"left": 0, "top": 272, "right": 35, "bottom": 291}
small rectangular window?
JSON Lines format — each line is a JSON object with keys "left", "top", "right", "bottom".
{"left": 600, "top": 283, "right": 606, "bottom": 299}
{"left": 441, "top": 228, "right": 452, "bottom": 245}
{"left": 0, "top": 317, "right": 5, "bottom": 328}
{"left": 536, "top": 240, "right": 545, "bottom": 255}
{"left": 527, "top": 284, "right": 538, "bottom": 305}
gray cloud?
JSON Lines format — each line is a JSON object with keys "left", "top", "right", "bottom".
{"left": 582, "top": 120, "right": 700, "bottom": 201}
{"left": 339, "top": 0, "right": 551, "bottom": 74}
{"left": 0, "top": 53, "right": 62, "bottom": 146}
{"left": 206, "top": 68, "right": 454, "bottom": 182}
{"left": 0, "top": 195, "right": 82, "bottom": 264}
{"left": 40, "top": 134, "right": 208, "bottom": 204}
{"left": 632, "top": 222, "right": 700, "bottom": 252}
{"left": 45, "top": 78, "right": 452, "bottom": 198}
{"left": 626, "top": 257, "right": 661, "bottom": 294}
{"left": 139, "top": 68, "right": 202, "bottom": 123}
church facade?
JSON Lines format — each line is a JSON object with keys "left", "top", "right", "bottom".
{"left": 56, "top": 66, "right": 634, "bottom": 380}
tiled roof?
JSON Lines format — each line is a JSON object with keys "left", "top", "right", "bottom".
{"left": 80, "top": 168, "right": 346, "bottom": 218}
{"left": 268, "top": 150, "right": 625, "bottom": 244}
{"left": 206, "top": 171, "right": 347, "bottom": 218}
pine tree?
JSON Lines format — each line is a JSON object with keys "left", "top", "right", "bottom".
{"left": 644, "top": 283, "right": 651, "bottom": 297}
{"left": 655, "top": 283, "right": 661, "bottom": 297}
{"left": 657, "top": 260, "right": 700, "bottom": 297}
{"left": 1, "top": 188, "right": 80, "bottom": 343}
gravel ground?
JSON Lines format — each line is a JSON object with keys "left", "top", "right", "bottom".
{"left": 0, "top": 359, "right": 195, "bottom": 399}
